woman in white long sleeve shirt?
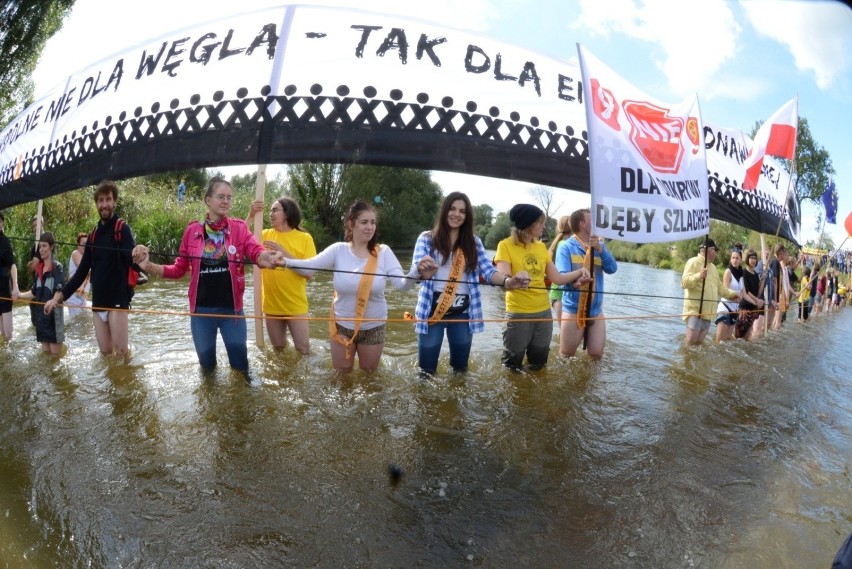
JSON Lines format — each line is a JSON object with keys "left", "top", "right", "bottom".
{"left": 282, "top": 200, "right": 417, "bottom": 372}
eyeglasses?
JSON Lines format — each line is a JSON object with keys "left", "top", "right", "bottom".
{"left": 213, "top": 194, "right": 233, "bottom": 202}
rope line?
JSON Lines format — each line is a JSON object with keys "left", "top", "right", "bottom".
{"left": 8, "top": 232, "right": 846, "bottom": 309}
{"left": 0, "top": 295, "right": 796, "bottom": 325}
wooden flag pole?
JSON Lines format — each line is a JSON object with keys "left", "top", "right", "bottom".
{"left": 759, "top": 233, "right": 769, "bottom": 335}
{"left": 253, "top": 164, "right": 267, "bottom": 347}
{"left": 698, "top": 234, "right": 709, "bottom": 320}
{"left": 35, "top": 199, "right": 43, "bottom": 237}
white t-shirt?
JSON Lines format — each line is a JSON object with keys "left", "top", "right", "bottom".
{"left": 286, "top": 242, "right": 415, "bottom": 330}
{"left": 432, "top": 251, "right": 471, "bottom": 295}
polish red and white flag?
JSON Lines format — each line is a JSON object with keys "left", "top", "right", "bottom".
{"left": 742, "top": 97, "right": 798, "bottom": 190}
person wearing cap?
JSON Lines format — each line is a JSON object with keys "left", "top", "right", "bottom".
{"left": 681, "top": 238, "right": 740, "bottom": 345}
{"left": 0, "top": 210, "right": 21, "bottom": 342}
{"left": 555, "top": 208, "right": 619, "bottom": 359}
{"left": 494, "top": 204, "right": 591, "bottom": 371}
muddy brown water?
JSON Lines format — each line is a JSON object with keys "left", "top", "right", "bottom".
{"left": 1, "top": 262, "right": 850, "bottom": 567}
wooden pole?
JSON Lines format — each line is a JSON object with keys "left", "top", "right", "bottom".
{"left": 253, "top": 164, "right": 267, "bottom": 347}
{"left": 698, "top": 234, "right": 709, "bottom": 321}
{"left": 35, "top": 199, "right": 43, "bottom": 237}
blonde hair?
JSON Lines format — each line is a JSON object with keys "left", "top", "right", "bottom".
{"left": 548, "top": 215, "right": 572, "bottom": 258}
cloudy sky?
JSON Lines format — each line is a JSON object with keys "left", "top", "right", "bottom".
{"left": 31, "top": 0, "right": 852, "bottom": 247}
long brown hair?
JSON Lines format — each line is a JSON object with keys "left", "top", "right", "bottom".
{"left": 430, "top": 192, "right": 477, "bottom": 273}
{"left": 343, "top": 200, "right": 379, "bottom": 254}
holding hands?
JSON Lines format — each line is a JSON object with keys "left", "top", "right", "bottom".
{"left": 132, "top": 244, "right": 151, "bottom": 270}
{"left": 574, "top": 268, "right": 593, "bottom": 286}
{"left": 512, "top": 271, "right": 532, "bottom": 288}
{"left": 416, "top": 255, "right": 438, "bottom": 280}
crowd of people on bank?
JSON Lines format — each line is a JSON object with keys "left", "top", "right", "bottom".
{"left": 0, "top": 177, "right": 848, "bottom": 381}
{"left": 680, "top": 238, "right": 849, "bottom": 346}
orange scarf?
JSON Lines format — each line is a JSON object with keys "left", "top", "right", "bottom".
{"left": 575, "top": 237, "right": 594, "bottom": 329}
{"left": 778, "top": 262, "right": 790, "bottom": 312}
{"left": 329, "top": 248, "right": 378, "bottom": 358}
{"left": 428, "top": 249, "right": 465, "bottom": 324}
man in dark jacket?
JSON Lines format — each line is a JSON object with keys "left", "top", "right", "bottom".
{"left": 45, "top": 181, "right": 137, "bottom": 357}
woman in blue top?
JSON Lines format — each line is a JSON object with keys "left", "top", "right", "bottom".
{"left": 555, "top": 208, "right": 618, "bottom": 359}
{"left": 410, "top": 192, "right": 525, "bottom": 375}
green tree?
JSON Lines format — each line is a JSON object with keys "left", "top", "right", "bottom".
{"left": 790, "top": 117, "right": 834, "bottom": 210}
{"left": 145, "top": 168, "right": 209, "bottom": 202}
{"left": 484, "top": 212, "right": 511, "bottom": 249}
{"left": 750, "top": 116, "right": 834, "bottom": 230}
{"left": 343, "top": 166, "right": 442, "bottom": 248}
{"left": 0, "top": 0, "right": 76, "bottom": 128}
{"left": 473, "top": 203, "right": 494, "bottom": 241}
{"left": 805, "top": 235, "right": 835, "bottom": 252}
{"left": 288, "top": 164, "right": 442, "bottom": 249}
{"left": 288, "top": 164, "right": 349, "bottom": 246}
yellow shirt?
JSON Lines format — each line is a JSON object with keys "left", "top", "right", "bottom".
{"left": 798, "top": 276, "right": 810, "bottom": 304}
{"left": 681, "top": 254, "right": 737, "bottom": 322}
{"left": 261, "top": 227, "right": 316, "bottom": 315}
{"left": 495, "top": 237, "right": 550, "bottom": 314}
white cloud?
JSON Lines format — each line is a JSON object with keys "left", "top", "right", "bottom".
{"left": 740, "top": 0, "right": 852, "bottom": 90}
{"left": 700, "top": 74, "right": 768, "bottom": 102}
{"left": 572, "top": 0, "right": 742, "bottom": 97}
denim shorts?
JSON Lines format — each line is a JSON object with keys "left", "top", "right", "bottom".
{"left": 714, "top": 313, "right": 737, "bottom": 326}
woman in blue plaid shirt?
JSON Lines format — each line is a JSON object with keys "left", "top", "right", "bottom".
{"left": 410, "top": 192, "right": 526, "bottom": 375}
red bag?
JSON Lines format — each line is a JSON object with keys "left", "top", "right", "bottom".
{"left": 88, "top": 218, "right": 142, "bottom": 288}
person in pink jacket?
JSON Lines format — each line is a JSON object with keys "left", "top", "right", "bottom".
{"left": 133, "top": 177, "right": 282, "bottom": 382}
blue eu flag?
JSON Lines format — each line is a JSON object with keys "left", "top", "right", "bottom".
{"left": 822, "top": 181, "right": 837, "bottom": 224}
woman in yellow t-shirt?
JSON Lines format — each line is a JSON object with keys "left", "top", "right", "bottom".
{"left": 248, "top": 198, "right": 316, "bottom": 354}
{"left": 495, "top": 204, "right": 590, "bottom": 371}
{"left": 797, "top": 267, "right": 811, "bottom": 321}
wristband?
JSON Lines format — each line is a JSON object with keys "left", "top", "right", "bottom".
{"left": 502, "top": 274, "right": 511, "bottom": 288}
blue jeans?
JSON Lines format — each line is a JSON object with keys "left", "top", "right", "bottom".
{"left": 190, "top": 307, "right": 248, "bottom": 373}
{"left": 417, "top": 313, "right": 472, "bottom": 374}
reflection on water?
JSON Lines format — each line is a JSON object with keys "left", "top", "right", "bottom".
{"left": 0, "top": 262, "right": 850, "bottom": 567}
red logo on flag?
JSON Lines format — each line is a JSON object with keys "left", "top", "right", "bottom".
{"left": 590, "top": 78, "right": 620, "bottom": 131}
{"left": 685, "top": 117, "right": 700, "bottom": 154}
{"left": 623, "top": 100, "right": 684, "bottom": 173}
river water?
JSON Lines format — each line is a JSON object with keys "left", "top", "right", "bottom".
{"left": 0, "top": 261, "right": 849, "bottom": 567}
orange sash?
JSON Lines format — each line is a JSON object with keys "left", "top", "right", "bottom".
{"left": 428, "top": 249, "right": 465, "bottom": 324}
{"left": 778, "top": 262, "right": 790, "bottom": 312}
{"left": 575, "top": 237, "right": 594, "bottom": 329}
{"left": 329, "top": 248, "right": 378, "bottom": 358}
